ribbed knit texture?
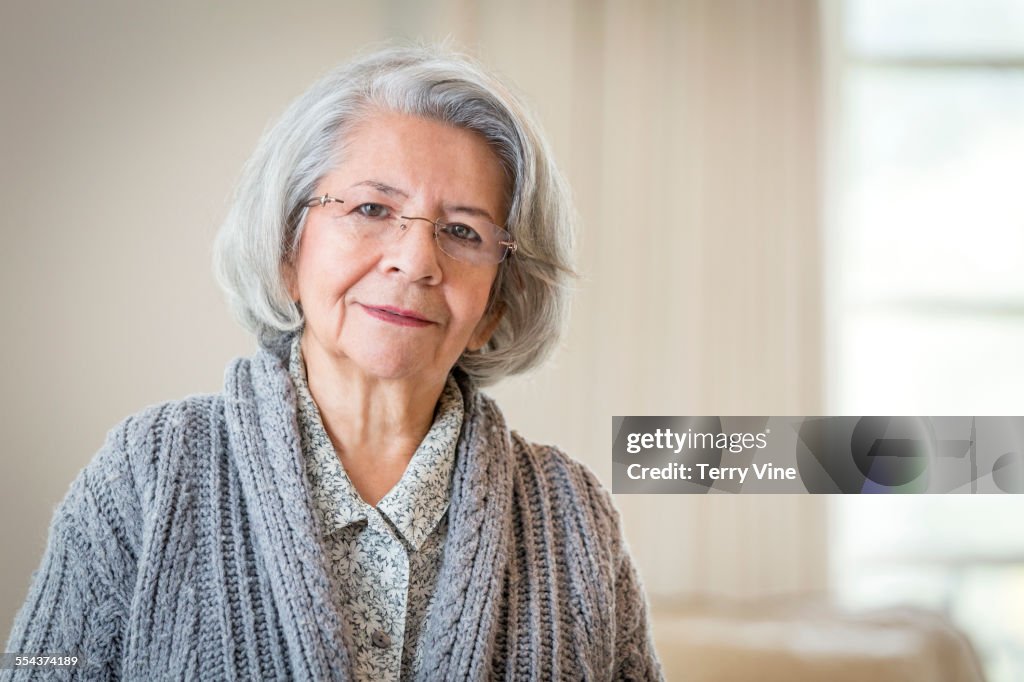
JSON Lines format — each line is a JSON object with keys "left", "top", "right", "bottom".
{"left": 3, "top": 345, "right": 662, "bottom": 681}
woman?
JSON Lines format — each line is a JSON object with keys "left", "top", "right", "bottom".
{"left": 4, "top": 46, "right": 661, "bottom": 680}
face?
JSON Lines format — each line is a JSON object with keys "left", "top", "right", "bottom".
{"left": 286, "top": 111, "right": 507, "bottom": 386}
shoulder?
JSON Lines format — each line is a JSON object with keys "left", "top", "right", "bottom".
{"left": 109, "top": 392, "right": 224, "bottom": 447}
{"left": 464, "top": 388, "right": 622, "bottom": 541}
{"left": 107, "top": 392, "right": 225, "bottom": 457}
{"left": 38, "top": 391, "right": 224, "bottom": 588}
{"left": 506, "top": 428, "right": 625, "bottom": 559}
{"left": 95, "top": 343, "right": 295, "bottom": 504}
{"left": 80, "top": 392, "right": 225, "bottom": 510}
{"left": 84, "top": 345, "right": 298, "bottom": 515}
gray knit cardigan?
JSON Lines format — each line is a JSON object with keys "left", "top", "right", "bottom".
{"left": 4, "top": 344, "right": 662, "bottom": 681}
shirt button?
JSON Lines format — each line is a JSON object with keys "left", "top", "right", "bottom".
{"left": 371, "top": 629, "right": 392, "bottom": 649}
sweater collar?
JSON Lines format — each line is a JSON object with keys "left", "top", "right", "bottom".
{"left": 224, "top": 341, "right": 514, "bottom": 680}
{"left": 222, "top": 343, "right": 351, "bottom": 680}
{"left": 412, "top": 367, "right": 516, "bottom": 680}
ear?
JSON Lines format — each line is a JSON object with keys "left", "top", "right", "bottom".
{"left": 466, "top": 302, "right": 505, "bottom": 352}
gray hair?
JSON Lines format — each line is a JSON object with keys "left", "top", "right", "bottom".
{"left": 213, "top": 45, "right": 575, "bottom": 386}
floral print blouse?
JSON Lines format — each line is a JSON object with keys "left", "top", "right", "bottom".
{"left": 288, "top": 337, "right": 462, "bottom": 681}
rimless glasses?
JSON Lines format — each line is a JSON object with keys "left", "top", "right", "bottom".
{"left": 301, "top": 194, "right": 518, "bottom": 266}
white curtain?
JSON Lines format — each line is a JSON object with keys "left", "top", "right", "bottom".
{"left": 485, "top": 0, "right": 830, "bottom": 599}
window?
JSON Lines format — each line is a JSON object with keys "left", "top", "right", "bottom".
{"left": 829, "top": 1, "right": 1024, "bottom": 680}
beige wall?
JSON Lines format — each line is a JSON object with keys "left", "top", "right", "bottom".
{"left": 0, "top": 0, "right": 826, "bottom": 644}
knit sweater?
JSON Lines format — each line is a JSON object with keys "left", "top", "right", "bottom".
{"left": 3, "top": 343, "right": 663, "bottom": 681}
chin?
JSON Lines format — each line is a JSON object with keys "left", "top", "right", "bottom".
{"left": 347, "top": 346, "right": 432, "bottom": 382}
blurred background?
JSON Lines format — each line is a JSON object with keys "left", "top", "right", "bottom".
{"left": 1, "top": 1, "right": 1022, "bottom": 680}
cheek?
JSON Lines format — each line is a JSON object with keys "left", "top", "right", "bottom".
{"left": 294, "top": 239, "right": 372, "bottom": 302}
{"left": 453, "top": 275, "right": 498, "bottom": 330}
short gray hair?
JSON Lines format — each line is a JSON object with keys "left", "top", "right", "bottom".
{"left": 213, "top": 45, "right": 575, "bottom": 386}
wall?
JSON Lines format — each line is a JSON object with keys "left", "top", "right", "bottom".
{"left": 0, "top": 0, "right": 827, "bottom": 643}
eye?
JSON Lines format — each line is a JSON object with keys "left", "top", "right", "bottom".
{"left": 443, "top": 222, "right": 482, "bottom": 243}
{"left": 355, "top": 203, "right": 390, "bottom": 218}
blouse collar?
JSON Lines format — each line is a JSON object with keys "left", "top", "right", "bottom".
{"left": 287, "top": 335, "right": 463, "bottom": 551}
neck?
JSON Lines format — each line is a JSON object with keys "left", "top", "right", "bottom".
{"left": 299, "top": 334, "right": 446, "bottom": 466}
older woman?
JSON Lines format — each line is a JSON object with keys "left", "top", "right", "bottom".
{"left": 4, "top": 47, "right": 661, "bottom": 680}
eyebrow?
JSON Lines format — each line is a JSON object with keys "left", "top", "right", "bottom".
{"left": 350, "top": 179, "right": 499, "bottom": 224}
{"left": 443, "top": 203, "right": 498, "bottom": 224}
{"left": 351, "top": 179, "right": 409, "bottom": 198}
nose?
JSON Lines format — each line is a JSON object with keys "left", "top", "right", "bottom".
{"left": 380, "top": 217, "right": 443, "bottom": 284}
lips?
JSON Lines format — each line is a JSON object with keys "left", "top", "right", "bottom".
{"left": 359, "top": 303, "right": 434, "bottom": 327}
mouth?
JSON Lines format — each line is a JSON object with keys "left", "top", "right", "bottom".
{"left": 359, "top": 303, "right": 434, "bottom": 328}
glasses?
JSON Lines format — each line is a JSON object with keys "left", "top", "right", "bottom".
{"left": 300, "top": 194, "right": 517, "bottom": 266}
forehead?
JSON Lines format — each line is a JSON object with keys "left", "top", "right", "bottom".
{"left": 326, "top": 111, "right": 509, "bottom": 220}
